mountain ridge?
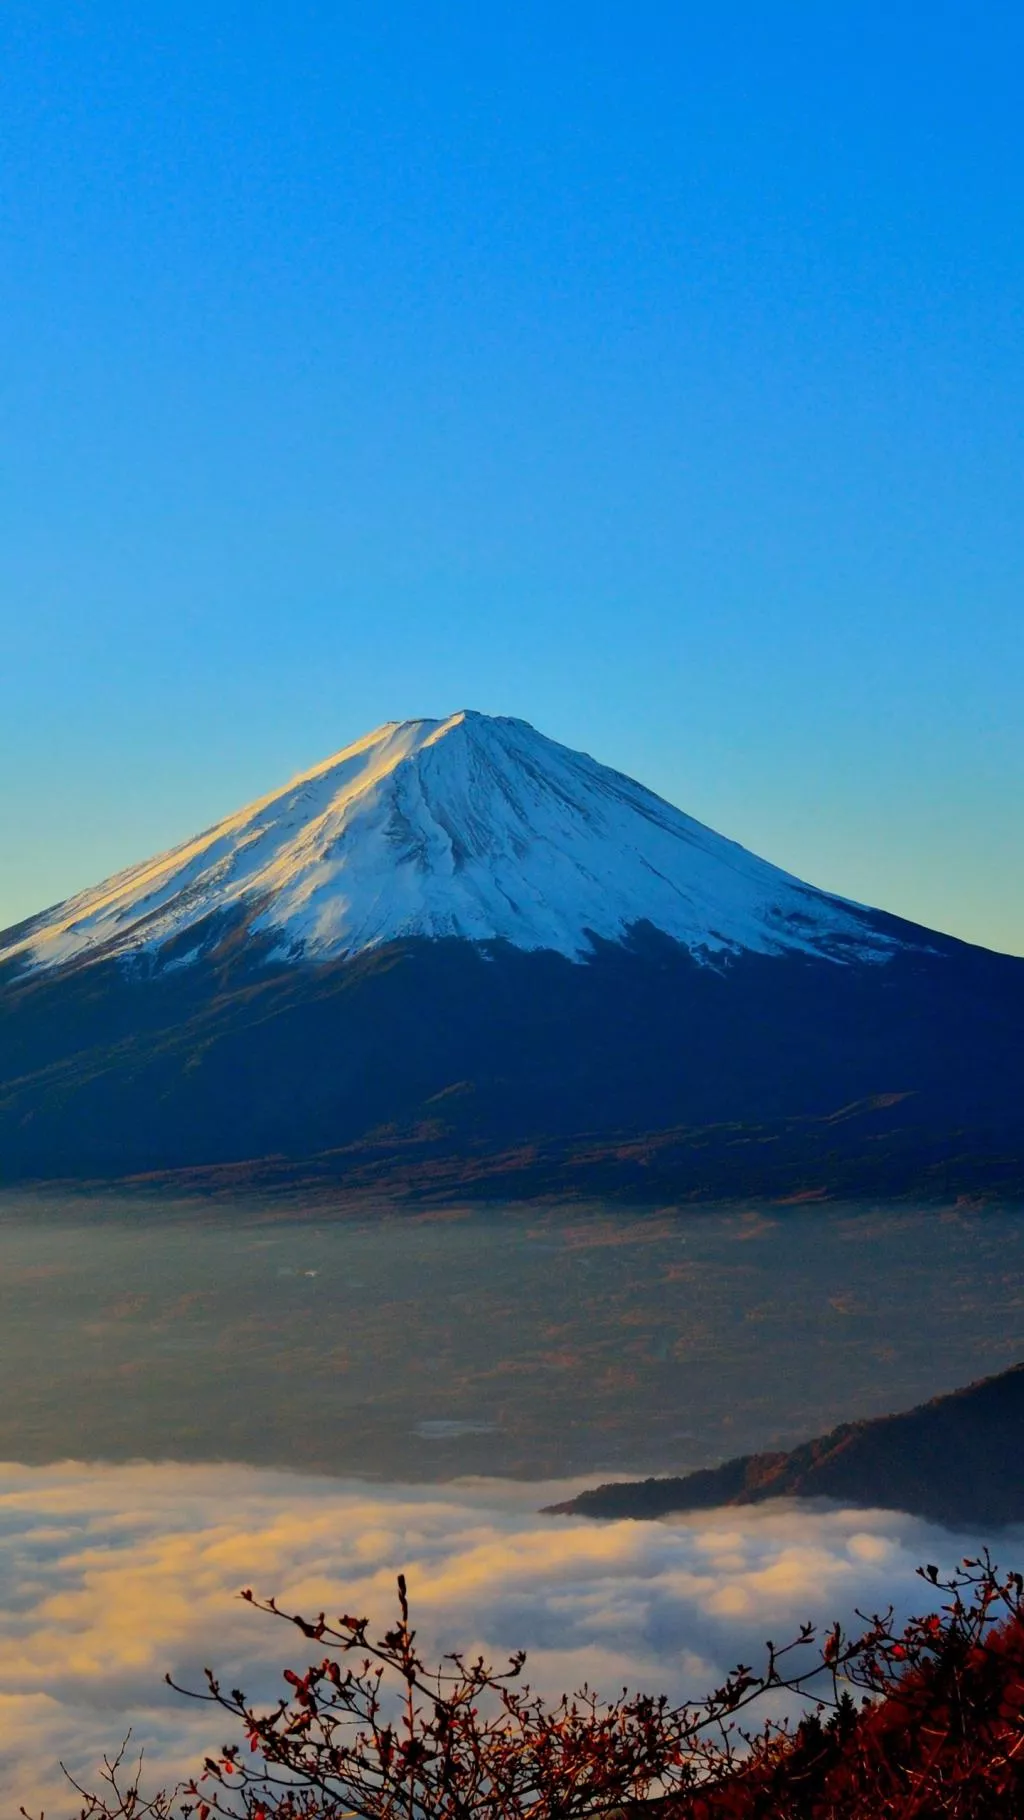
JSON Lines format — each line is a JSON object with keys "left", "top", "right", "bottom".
{"left": 543, "top": 1361, "right": 1024, "bottom": 1529}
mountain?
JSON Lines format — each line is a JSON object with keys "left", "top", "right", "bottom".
{"left": 4, "top": 712, "right": 900, "bottom": 973}
{"left": 544, "top": 1362, "right": 1024, "bottom": 1530}
{"left": 1, "top": 710, "right": 1023, "bottom": 1196}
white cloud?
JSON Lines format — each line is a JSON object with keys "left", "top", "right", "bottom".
{"left": 0, "top": 1461, "right": 1011, "bottom": 1814}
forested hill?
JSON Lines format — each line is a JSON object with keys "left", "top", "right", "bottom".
{"left": 546, "top": 1362, "right": 1024, "bottom": 1529}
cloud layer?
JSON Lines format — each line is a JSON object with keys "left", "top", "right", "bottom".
{"left": 0, "top": 1460, "right": 1011, "bottom": 1813}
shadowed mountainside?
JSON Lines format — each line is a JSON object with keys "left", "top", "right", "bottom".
{"left": 2, "top": 917, "right": 1024, "bottom": 1197}
{"left": 546, "top": 1362, "right": 1024, "bottom": 1528}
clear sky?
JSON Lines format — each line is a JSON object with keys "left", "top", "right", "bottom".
{"left": 2, "top": 2, "right": 1022, "bottom": 954}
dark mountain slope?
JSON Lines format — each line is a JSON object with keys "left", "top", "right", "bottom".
{"left": 546, "top": 1362, "right": 1024, "bottom": 1529}
{"left": 1, "top": 911, "right": 1023, "bottom": 1195}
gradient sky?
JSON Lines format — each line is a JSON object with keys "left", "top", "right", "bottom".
{"left": 2, "top": 2, "right": 1022, "bottom": 953}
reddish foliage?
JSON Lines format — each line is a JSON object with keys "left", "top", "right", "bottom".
{"left": 38, "top": 1557, "right": 1024, "bottom": 1820}
{"left": 673, "top": 1560, "right": 1024, "bottom": 1817}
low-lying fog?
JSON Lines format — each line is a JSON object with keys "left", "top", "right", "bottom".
{"left": 3, "top": 1194, "right": 1024, "bottom": 1478}
{"left": 2, "top": 1193, "right": 1023, "bottom": 1809}
{"left": 1, "top": 1461, "right": 1013, "bottom": 1810}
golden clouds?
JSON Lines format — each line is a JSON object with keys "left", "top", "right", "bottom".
{"left": 0, "top": 1462, "right": 983, "bottom": 1813}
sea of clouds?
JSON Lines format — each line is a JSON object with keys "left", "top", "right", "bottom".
{"left": 0, "top": 1462, "right": 1011, "bottom": 1813}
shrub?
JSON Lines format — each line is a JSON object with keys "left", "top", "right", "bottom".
{"left": 41, "top": 1555, "right": 1024, "bottom": 1820}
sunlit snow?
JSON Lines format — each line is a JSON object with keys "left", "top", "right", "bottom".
{"left": 1, "top": 711, "right": 902, "bottom": 973}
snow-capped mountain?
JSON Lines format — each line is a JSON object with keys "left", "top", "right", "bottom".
{"left": 4, "top": 710, "right": 899, "bottom": 976}
{"left": 2, "top": 711, "right": 1021, "bottom": 1200}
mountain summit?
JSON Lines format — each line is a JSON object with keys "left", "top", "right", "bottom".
{"left": 1, "top": 713, "right": 1022, "bottom": 1199}
{"left": 6, "top": 711, "right": 897, "bottom": 976}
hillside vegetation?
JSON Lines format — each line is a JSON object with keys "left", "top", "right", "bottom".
{"left": 549, "top": 1360, "right": 1024, "bottom": 1530}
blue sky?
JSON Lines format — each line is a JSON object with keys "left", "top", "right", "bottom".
{"left": 2, "top": 2, "right": 1022, "bottom": 952}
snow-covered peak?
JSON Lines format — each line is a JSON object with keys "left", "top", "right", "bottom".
{"left": 2, "top": 711, "right": 901, "bottom": 974}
